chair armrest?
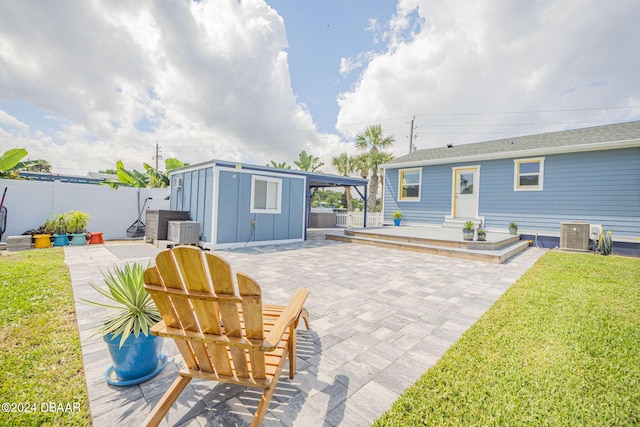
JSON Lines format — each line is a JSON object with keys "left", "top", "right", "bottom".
{"left": 261, "top": 288, "right": 308, "bottom": 351}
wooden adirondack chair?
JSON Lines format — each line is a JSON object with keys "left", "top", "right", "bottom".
{"left": 141, "top": 246, "right": 309, "bottom": 427}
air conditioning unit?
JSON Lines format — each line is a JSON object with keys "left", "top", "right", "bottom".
{"left": 168, "top": 221, "right": 200, "bottom": 245}
{"left": 560, "top": 221, "right": 590, "bottom": 251}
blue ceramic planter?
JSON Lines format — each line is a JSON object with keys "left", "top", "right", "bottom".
{"left": 52, "top": 234, "right": 69, "bottom": 246}
{"left": 393, "top": 219, "right": 401, "bottom": 226}
{"left": 104, "top": 332, "right": 165, "bottom": 386}
{"left": 69, "top": 233, "right": 88, "bottom": 245}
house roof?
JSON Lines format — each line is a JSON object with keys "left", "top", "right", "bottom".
{"left": 382, "top": 119, "right": 640, "bottom": 168}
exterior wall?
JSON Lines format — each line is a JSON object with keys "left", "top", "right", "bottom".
{"left": 214, "top": 168, "right": 305, "bottom": 246}
{"left": 0, "top": 178, "right": 169, "bottom": 240}
{"left": 384, "top": 164, "right": 462, "bottom": 225}
{"left": 170, "top": 167, "right": 214, "bottom": 243}
{"left": 384, "top": 147, "right": 640, "bottom": 239}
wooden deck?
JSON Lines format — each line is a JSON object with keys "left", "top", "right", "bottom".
{"left": 325, "top": 226, "right": 531, "bottom": 264}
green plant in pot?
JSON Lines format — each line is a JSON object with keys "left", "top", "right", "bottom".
{"left": 462, "top": 220, "right": 475, "bottom": 241}
{"left": 45, "top": 213, "right": 71, "bottom": 246}
{"left": 66, "top": 211, "right": 90, "bottom": 245}
{"left": 477, "top": 228, "right": 487, "bottom": 241}
{"left": 82, "top": 262, "right": 166, "bottom": 386}
{"left": 509, "top": 221, "right": 518, "bottom": 235}
{"left": 392, "top": 210, "right": 403, "bottom": 226}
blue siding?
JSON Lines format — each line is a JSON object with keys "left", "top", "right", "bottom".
{"left": 216, "top": 170, "right": 304, "bottom": 245}
{"left": 169, "top": 167, "right": 214, "bottom": 242}
{"left": 384, "top": 147, "right": 640, "bottom": 237}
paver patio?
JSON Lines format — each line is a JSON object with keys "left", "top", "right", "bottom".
{"left": 65, "top": 234, "right": 545, "bottom": 426}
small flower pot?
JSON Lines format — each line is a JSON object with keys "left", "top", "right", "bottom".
{"left": 462, "top": 229, "right": 474, "bottom": 241}
{"left": 104, "top": 333, "right": 166, "bottom": 386}
{"left": 52, "top": 234, "right": 69, "bottom": 246}
{"left": 477, "top": 233, "right": 487, "bottom": 241}
{"left": 69, "top": 233, "right": 88, "bottom": 246}
{"left": 33, "top": 234, "right": 52, "bottom": 248}
{"left": 393, "top": 219, "right": 401, "bottom": 226}
{"left": 509, "top": 227, "right": 518, "bottom": 235}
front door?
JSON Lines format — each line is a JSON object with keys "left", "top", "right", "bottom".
{"left": 453, "top": 167, "right": 479, "bottom": 218}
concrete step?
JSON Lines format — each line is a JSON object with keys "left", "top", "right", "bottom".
{"left": 326, "top": 232, "right": 530, "bottom": 264}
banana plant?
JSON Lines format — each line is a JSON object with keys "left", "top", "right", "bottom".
{"left": 0, "top": 148, "right": 28, "bottom": 175}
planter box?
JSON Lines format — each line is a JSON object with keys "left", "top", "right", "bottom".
{"left": 7, "top": 235, "right": 32, "bottom": 251}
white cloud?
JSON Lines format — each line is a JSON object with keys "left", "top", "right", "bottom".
{"left": 336, "top": 0, "right": 640, "bottom": 157}
{"left": 0, "top": 0, "right": 336, "bottom": 174}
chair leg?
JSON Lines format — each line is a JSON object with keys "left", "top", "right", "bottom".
{"left": 288, "top": 324, "right": 296, "bottom": 379}
{"left": 142, "top": 375, "right": 192, "bottom": 427}
{"left": 251, "top": 384, "right": 278, "bottom": 427}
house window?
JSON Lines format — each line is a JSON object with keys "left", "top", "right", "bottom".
{"left": 514, "top": 157, "right": 544, "bottom": 191}
{"left": 398, "top": 168, "right": 421, "bottom": 201}
{"left": 251, "top": 176, "right": 282, "bottom": 213}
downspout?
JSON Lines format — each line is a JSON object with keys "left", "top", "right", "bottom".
{"left": 363, "top": 185, "right": 368, "bottom": 228}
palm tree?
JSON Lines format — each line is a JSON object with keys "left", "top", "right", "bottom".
{"left": 332, "top": 152, "right": 357, "bottom": 211}
{"left": 355, "top": 124, "right": 394, "bottom": 212}
{"left": 266, "top": 160, "right": 292, "bottom": 169}
{"left": 294, "top": 151, "right": 324, "bottom": 172}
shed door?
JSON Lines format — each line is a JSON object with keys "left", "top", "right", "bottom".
{"left": 453, "top": 167, "right": 479, "bottom": 218}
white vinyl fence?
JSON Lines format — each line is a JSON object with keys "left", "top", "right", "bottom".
{"left": 0, "top": 178, "right": 170, "bottom": 241}
{"left": 335, "top": 211, "right": 383, "bottom": 228}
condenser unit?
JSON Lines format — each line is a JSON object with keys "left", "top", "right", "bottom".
{"left": 167, "top": 221, "right": 200, "bottom": 245}
{"left": 560, "top": 221, "right": 590, "bottom": 251}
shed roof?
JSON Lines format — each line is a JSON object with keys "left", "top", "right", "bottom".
{"left": 383, "top": 119, "right": 640, "bottom": 168}
{"left": 170, "top": 159, "right": 368, "bottom": 188}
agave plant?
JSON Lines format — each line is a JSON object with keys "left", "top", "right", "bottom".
{"left": 83, "top": 262, "right": 161, "bottom": 348}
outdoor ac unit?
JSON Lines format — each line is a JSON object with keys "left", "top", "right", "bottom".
{"left": 560, "top": 221, "right": 590, "bottom": 251}
{"left": 168, "top": 221, "right": 200, "bottom": 245}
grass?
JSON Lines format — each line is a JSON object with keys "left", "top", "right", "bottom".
{"left": 0, "top": 249, "right": 91, "bottom": 426}
{"left": 375, "top": 252, "right": 640, "bottom": 426}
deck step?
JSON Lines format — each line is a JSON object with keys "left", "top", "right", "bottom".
{"left": 326, "top": 231, "right": 530, "bottom": 264}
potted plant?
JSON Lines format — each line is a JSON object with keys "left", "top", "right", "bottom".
{"left": 66, "top": 211, "right": 90, "bottom": 245}
{"left": 509, "top": 221, "right": 518, "bottom": 235}
{"left": 23, "top": 226, "right": 52, "bottom": 249}
{"left": 82, "top": 262, "right": 166, "bottom": 386}
{"left": 462, "top": 220, "right": 475, "bottom": 241}
{"left": 45, "top": 213, "right": 70, "bottom": 246}
{"left": 392, "top": 211, "right": 403, "bottom": 226}
{"left": 477, "top": 228, "right": 487, "bottom": 241}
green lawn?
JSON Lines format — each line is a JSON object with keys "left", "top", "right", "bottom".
{"left": 0, "top": 249, "right": 91, "bottom": 426}
{"left": 375, "top": 252, "right": 640, "bottom": 426}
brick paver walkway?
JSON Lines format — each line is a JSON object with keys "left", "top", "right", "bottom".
{"left": 65, "top": 237, "right": 545, "bottom": 426}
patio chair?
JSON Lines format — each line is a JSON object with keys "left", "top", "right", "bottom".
{"left": 141, "top": 246, "right": 310, "bottom": 427}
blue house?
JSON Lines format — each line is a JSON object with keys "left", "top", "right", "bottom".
{"left": 168, "top": 160, "right": 367, "bottom": 249}
{"left": 381, "top": 120, "right": 640, "bottom": 252}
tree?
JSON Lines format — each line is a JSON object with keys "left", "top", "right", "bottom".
{"left": 294, "top": 151, "right": 324, "bottom": 172}
{"left": 332, "top": 152, "right": 357, "bottom": 211}
{"left": 0, "top": 148, "right": 28, "bottom": 177}
{"left": 355, "top": 124, "right": 394, "bottom": 212}
{"left": 266, "top": 160, "right": 292, "bottom": 169}
{"left": 104, "top": 158, "right": 189, "bottom": 188}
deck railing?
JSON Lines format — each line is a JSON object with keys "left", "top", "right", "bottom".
{"left": 335, "top": 212, "right": 384, "bottom": 228}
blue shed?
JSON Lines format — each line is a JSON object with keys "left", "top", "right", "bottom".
{"left": 381, "top": 120, "right": 640, "bottom": 251}
{"left": 168, "top": 160, "right": 368, "bottom": 249}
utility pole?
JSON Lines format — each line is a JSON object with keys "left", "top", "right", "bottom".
{"left": 408, "top": 116, "right": 418, "bottom": 153}
{"left": 153, "top": 141, "right": 162, "bottom": 171}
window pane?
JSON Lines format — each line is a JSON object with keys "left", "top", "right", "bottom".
{"left": 459, "top": 173, "right": 474, "bottom": 194}
{"left": 254, "top": 180, "right": 267, "bottom": 209}
{"left": 519, "top": 161, "right": 540, "bottom": 174}
{"left": 267, "top": 181, "right": 278, "bottom": 209}
{"left": 402, "top": 170, "right": 420, "bottom": 185}
{"left": 404, "top": 185, "right": 420, "bottom": 198}
{"left": 519, "top": 175, "right": 539, "bottom": 187}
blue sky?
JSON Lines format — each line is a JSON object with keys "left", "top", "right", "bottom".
{"left": 264, "top": 0, "right": 397, "bottom": 133}
{"left": 1, "top": 0, "right": 639, "bottom": 175}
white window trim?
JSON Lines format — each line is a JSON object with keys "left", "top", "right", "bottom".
{"left": 398, "top": 168, "right": 422, "bottom": 202}
{"left": 250, "top": 175, "right": 282, "bottom": 214}
{"left": 514, "top": 157, "right": 544, "bottom": 191}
